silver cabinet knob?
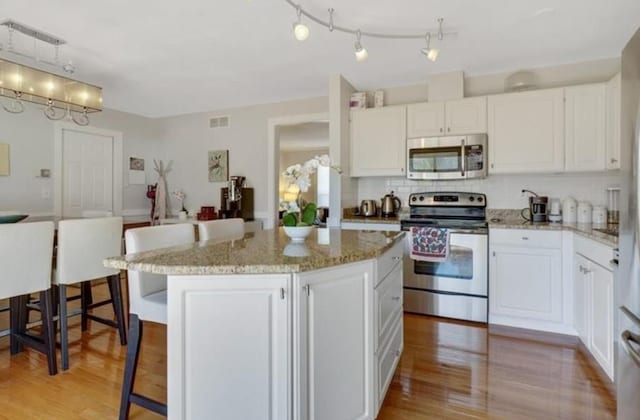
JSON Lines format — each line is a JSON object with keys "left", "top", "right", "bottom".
{"left": 611, "top": 158, "right": 618, "bottom": 163}
{"left": 392, "top": 256, "right": 401, "bottom": 261}
{"left": 391, "top": 296, "right": 401, "bottom": 301}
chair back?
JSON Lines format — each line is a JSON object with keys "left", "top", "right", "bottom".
{"left": 124, "top": 224, "right": 195, "bottom": 312}
{"left": 0, "top": 221, "right": 54, "bottom": 300}
{"left": 198, "top": 218, "right": 245, "bottom": 242}
{"left": 55, "top": 217, "right": 123, "bottom": 285}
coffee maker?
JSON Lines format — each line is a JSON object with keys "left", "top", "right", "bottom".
{"left": 220, "top": 176, "right": 254, "bottom": 220}
{"left": 521, "top": 189, "right": 548, "bottom": 223}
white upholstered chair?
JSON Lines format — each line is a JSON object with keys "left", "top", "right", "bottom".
{"left": 197, "top": 218, "right": 245, "bottom": 241}
{"left": 0, "top": 221, "right": 57, "bottom": 375}
{"left": 120, "top": 223, "right": 195, "bottom": 419}
{"left": 54, "top": 216, "right": 127, "bottom": 370}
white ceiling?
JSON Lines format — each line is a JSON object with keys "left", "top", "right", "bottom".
{"left": 1, "top": 0, "right": 638, "bottom": 118}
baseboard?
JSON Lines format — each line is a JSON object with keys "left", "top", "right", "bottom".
{"left": 489, "top": 323, "right": 579, "bottom": 347}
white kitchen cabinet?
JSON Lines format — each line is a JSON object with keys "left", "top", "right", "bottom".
{"left": 573, "top": 234, "right": 615, "bottom": 380}
{"left": 488, "top": 88, "right": 565, "bottom": 173}
{"left": 606, "top": 73, "right": 621, "bottom": 170}
{"left": 564, "top": 84, "right": 607, "bottom": 172}
{"left": 296, "top": 261, "right": 375, "bottom": 420}
{"left": 350, "top": 106, "right": 406, "bottom": 177}
{"left": 489, "top": 229, "right": 566, "bottom": 333}
{"left": 406, "top": 97, "right": 487, "bottom": 138}
{"left": 168, "top": 275, "right": 291, "bottom": 420}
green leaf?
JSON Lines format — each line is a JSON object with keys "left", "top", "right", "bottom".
{"left": 301, "top": 203, "right": 317, "bottom": 226}
{"left": 282, "top": 213, "right": 297, "bottom": 227}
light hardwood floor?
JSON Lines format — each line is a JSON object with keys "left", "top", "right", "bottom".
{"left": 0, "top": 282, "right": 616, "bottom": 419}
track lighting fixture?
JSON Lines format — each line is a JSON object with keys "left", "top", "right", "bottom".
{"left": 421, "top": 33, "right": 439, "bottom": 62}
{"left": 293, "top": 6, "right": 310, "bottom": 41}
{"left": 285, "top": 1, "right": 456, "bottom": 62}
{"left": 354, "top": 30, "right": 368, "bottom": 62}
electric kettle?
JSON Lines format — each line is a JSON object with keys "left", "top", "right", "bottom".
{"left": 380, "top": 191, "right": 401, "bottom": 217}
{"left": 359, "top": 200, "right": 378, "bottom": 217}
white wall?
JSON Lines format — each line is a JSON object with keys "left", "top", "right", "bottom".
{"left": 158, "top": 96, "right": 327, "bottom": 217}
{"left": 0, "top": 105, "right": 161, "bottom": 215}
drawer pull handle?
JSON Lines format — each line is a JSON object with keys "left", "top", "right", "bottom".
{"left": 391, "top": 296, "right": 401, "bottom": 301}
{"left": 522, "top": 237, "right": 529, "bottom": 240}
{"left": 392, "top": 256, "right": 401, "bottom": 261}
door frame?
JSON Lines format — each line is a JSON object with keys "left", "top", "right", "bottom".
{"left": 267, "top": 112, "right": 329, "bottom": 230}
{"left": 53, "top": 122, "right": 123, "bottom": 218}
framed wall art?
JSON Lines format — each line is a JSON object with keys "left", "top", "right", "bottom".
{"left": 208, "top": 150, "right": 229, "bottom": 182}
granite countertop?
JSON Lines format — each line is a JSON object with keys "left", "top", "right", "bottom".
{"left": 104, "top": 228, "right": 405, "bottom": 275}
{"left": 488, "top": 209, "right": 618, "bottom": 247}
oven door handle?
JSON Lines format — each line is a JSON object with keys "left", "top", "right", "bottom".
{"left": 460, "top": 138, "right": 466, "bottom": 177}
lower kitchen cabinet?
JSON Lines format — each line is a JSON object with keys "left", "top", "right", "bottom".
{"left": 573, "top": 235, "right": 615, "bottom": 380}
{"left": 489, "top": 229, "right": 566, "bottom": 333}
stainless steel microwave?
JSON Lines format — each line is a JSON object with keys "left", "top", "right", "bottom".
{"left": 406, "top": 134, "right": 487, "bottom": 180}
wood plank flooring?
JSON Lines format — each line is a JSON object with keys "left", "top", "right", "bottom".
{"left": 0, "top": 283, "right": 616, "bottom": 419}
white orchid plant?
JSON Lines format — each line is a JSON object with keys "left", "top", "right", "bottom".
{"left": 172, "top": 189, "right": 186, "bottom": 212}
{"left": 281, "top": 154, "right": 341, "bottom": 227}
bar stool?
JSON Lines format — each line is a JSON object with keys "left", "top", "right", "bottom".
{"left": 0, "top": 221, "right": 57, "bottom": 375}
{"left": 120, "top": 223, "right": 195, "bottom": 419}
{"left": 197, "top": 218, "right": 245, "bottom": 241}
{"left": 54, "top": 216, "right": 127, "bottom": 370}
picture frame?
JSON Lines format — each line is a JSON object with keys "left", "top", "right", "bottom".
{"left": 208, "top": 150, "right": 229, "bottom": 182}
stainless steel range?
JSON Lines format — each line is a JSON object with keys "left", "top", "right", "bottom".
{"left": 401, "top": 192, "right": 488, "bottom": 323}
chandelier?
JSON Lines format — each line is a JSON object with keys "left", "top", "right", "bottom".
{"left": 285, "top": 1, "right": 456, "bottom": 62}
{"left": 0, "top": 20, "right": 102, "bottom": 126}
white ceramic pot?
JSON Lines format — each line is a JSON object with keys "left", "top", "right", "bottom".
{"left": 178, "top": 210, "right": 188, "bottom": 220}
{"left": 592, "top": 206, "right": 607, "bottom": 227}
{"left": 562, "top": 197, "right": 577, "bottom": 224}
{"left": 283, "top": 226, "right": 314, "bottom": 242}
{"left": 577, "top": 201, "right": 592, "bottom": 224}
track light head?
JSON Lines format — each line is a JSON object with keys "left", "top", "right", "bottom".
{"left": 420, "top": 33, "right": 439, "bottom": 62}
{"left": 293, "top": 6, "right": 309, "bottom": 41}
{"left": 354, "top": 30, "right": 368, "bottom": 62}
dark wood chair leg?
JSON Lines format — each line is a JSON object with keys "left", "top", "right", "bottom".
{"left": 80, "top": 281, "right": 90, "bottom": 331}
{"left": 59, "top": 284, "right": 70, "bottom": 370}
{"left": 119, "top": 314, "right": 142, "bottom": 420}
{"left": 108, "top": 274, "right": 128, "bottom": 346}
{"left": 40, "top": 289, "right": 58, "bottom": 376}
{"left": 9, "top": 296, "right": 23, "bottom": 354}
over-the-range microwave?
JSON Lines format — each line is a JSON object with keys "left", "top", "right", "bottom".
{"left": 406, "top": 134, "right": 487, "bottom": 180}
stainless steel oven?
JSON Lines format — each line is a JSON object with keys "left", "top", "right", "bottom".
{"left": 401, "top": 192, "right": 488, "bottom": 323}
{"left": 407, "top": 134, "right": 487, "bottom": 180}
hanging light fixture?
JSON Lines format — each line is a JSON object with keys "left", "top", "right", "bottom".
{"left": 284, "top": 1, "right": 456, "bottom": 62}
{"left": 421, "top": 33, "right": 439, "bottom": 62}
{"left": 0, "top": 20, "right": 102, "bottom": 126}
{"left": 293, "top": 6, "right": 310, "bottom": 41}
{"left": 354, "top": 30, "right": 368, "bottom": 62}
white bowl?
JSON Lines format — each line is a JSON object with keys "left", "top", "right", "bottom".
{"left": 283, "top": 226, "right": 314, "bottom": 242}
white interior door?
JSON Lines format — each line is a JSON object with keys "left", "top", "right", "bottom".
{"left": 54, "top": 124, "right": 123, "bottom": 218}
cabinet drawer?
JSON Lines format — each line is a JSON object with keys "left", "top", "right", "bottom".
{"left": 377, "top": 239, "right": 403, "bottom": 286}
{"left": 574, "top": 234, "right": 614, "bottom": 269}
{"left": 376, "top": 263, "right": 403, "bottom": 348}
{"left": 490, "top": 228, "right": 561, "bottom": 248}
{"left": 377, "top": 313, "right": 403, "bottom": 406}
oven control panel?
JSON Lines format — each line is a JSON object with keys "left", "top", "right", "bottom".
{"left": 409, "top": 192, "right": 486, "bottom": 207}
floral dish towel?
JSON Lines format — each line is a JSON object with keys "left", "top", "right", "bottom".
{"left": 410, "top": 227, "right": 450, "bottom": 262}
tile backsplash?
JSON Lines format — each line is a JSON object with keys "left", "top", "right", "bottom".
{"left": 358, "top": 172, "right": 621, "bottom": 210}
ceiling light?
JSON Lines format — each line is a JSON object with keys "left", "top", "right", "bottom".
{"left": 293, "top": 6, "right": 309, "bottom": 41}
{"left": 420, "top": 33, "right": 439, "bottom": 62}
{"left": 283, "top": 1, "right": 456, "bottom": 62}
{"left": 354, "top": 30, "right": 368, "bottom": 62}
{"left": 0, "top": 20, "right": 101, "bottom": 125}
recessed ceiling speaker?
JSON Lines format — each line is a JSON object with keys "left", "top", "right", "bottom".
{"left": 505, "top": 71, "right": 538, "bottom": 92}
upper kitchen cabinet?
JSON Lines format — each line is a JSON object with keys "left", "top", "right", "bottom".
{"left": 407, "top": 97, "right": 487, "bottom": 138}
{"left": 488, "top": 88, "right": 564, "bottom": 174}
{"left": 350, "top": 105, "right": 406, "bottom": 177}
{"left": 606, "top": 73, "right": 621, "bottom": 170}
{"left": 565, "top": 84, "right": 606, "bottom": 172}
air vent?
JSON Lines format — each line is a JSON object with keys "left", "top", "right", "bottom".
{"left": 209, "top": 115, "right": 230, "bottom": 128}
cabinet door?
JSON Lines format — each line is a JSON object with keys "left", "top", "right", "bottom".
{"left": 589, "top": 262, "right": 614, "bottom": 380}
{"left": 406, "top": 102, "right": 445, "bottom": 138}
{"left": 488, "top": 88, "right": 564, "bottom": 173}
{"left": 351, "top": 106, "right": 407, "bottom": 177}
{"left": 297, "top": 262, "right": 375, "bottom": 420}
{"left": 573, "top": 254, "right": 591, "bottom": 346}
{"left": 489, "top": 245, "right": 562, "bottom": 322}
{"left": 565, "top": 84, "right": 606, "bottom": 172}
{"left": 445, "top": 97, "right": 487, "bottom": 135}
{"left": 606, "top": 73, "right": 621, "bottom": 170}
{"left": 168, "top": 275, "right": 291, "bottom": 420}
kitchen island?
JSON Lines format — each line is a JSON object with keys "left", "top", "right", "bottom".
{"left": 105, "top": 228, "right": 405, "bottom": 420}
